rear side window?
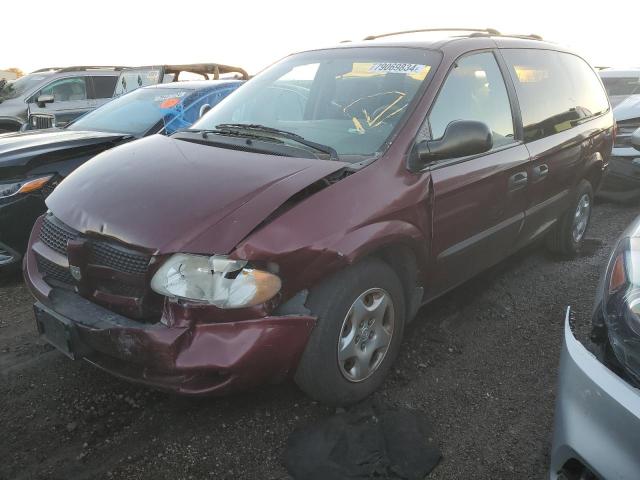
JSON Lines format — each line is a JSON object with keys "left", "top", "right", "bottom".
{"left": 501, "top": 49, "right": 609, "bottom": 142}
{"left": 428, "top": 51, "right": 515, "bottom": 148}
{"left": 90, "top": 76, "right": 118, "bottom": 99}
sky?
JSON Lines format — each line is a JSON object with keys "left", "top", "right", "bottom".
{"left": 3, "top": 0, "right": 638, "bottom": 75}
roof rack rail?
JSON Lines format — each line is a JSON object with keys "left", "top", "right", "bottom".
{"left": 57, "top": 66, "right": 128, "bottom": 73}
{"left": 363, "top": 28, "right": 501, "bottom": 41}
{"left": 501, "top": 33, "right": 544, "bottom": 40}
{"left": 160, "top": 63, "right": 249, "bottom": 80}
{"left": 31, "top": 67, "right": 63, "bottom": 73}
{"left": 363, "top": 28, "right": 544, "bottom": 42}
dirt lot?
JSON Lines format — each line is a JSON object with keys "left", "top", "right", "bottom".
{"left": 1, "top": 201, "right": 638, "bottom": 480}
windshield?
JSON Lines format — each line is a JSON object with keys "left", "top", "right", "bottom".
{"left": 0, "top": 73, "right": 50, "bottom": 100}
{"left": 69, "top": 87, "right": 200, "bottom": 136}
{"left": 601, "top": 76, "right": 640, "bottom": 97}
{"left": 193, "top": 47, "right": 440, "bottom": 159}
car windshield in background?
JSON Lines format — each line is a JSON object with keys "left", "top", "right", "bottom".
{"left": 68, "top": 87, "right": 195, "bottom": 136}
{"left": 601, "top": 76, "right": 640, "bottom": 97}
{"left": 193, "top": 47, "right": 440, "bottom": 160}
{"left": 0, "top": 73, "right": 48, "bottom": 100}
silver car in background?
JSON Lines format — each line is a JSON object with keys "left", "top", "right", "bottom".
{"left": 550, "top": 215, "right": 640, "bottom": 479}
{"left": 598, "top": 69, "right": 640, "bottom": 202}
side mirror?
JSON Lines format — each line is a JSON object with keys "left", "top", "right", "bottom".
{"left": 199, "top": 104, "right": 212, "bottom": 119}
{"left": 36, "top": 95, "right": 55, "bottom": 108}
{"left": 411, "top": 120, "right": 493, "bottom": 170}
{"left": 632, "top": 128, "right": 640, "bottom": 152}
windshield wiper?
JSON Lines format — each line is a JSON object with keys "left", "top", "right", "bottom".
{"left": 215, "top": 123, "right": 339, "bottom": 160}
{"left": 184, "top": 127, "right": 285, "bottom": 143}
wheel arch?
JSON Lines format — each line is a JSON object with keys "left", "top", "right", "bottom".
{"left": 0, "top": 117, "right": 23, "bottom": 133}
{"left": 326, "top": 221, "right": 429, "bottom": 321}
{"left": 581, "top": 151, "right": 604, "bottom": 191}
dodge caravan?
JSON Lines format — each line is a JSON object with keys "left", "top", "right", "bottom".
{"left": 24, "top": 29, "right": 613, "bottom": 405}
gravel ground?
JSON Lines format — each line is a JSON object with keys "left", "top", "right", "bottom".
{"left": 1, "top": 201, "right": 638, "bottom": 480}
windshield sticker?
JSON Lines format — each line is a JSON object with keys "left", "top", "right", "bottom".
{"left": 369, "top": 63, "right": 427, "bottom": 74}
{"left": 160, "top": 97, "right": 181, "bottom": 109}
{"left": 342, "top": 63, "right": 431, "bottom": 80}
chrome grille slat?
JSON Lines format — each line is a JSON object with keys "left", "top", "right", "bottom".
{"left": 615, "top": 120, "right": 640, "bottom": 148}
{"left": 31, "top": 114, "right": 55, "bottom": 130}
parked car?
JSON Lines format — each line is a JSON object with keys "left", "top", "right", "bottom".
{"left": 24, "top": 28, "right": 613, "bottom": 405}
{"left": 597, "top": 68, "right": 640, "bottom": 202}
{"left": 0, "top": 63, "right": 248, "bottom": 133}
{"left": 597, "top": 92, "right": 640, "bottom": 201}
{"left": 599, "top": 68, "right": 640, "bottom": 108}
{"left": 0, "top": 80, "right": 243, "bottom": 271}
{"left": 0, "top": 66, "right": 127, "bottom": 133}
{"left": 550, "top": 197, "right": 640, "bottom": 479}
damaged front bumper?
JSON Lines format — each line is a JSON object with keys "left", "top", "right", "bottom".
{"left": 550, "top": 307, "right": 640, "bottom": 479}
{"left": 26, "top": 252, "right": 316, "bottom": 395}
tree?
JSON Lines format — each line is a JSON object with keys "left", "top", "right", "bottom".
{"left": 5, "top": 68, "right": 24, "bottom": 78}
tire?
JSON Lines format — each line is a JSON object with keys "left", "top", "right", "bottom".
{"left": 546, "top": 179, "right": 593, "bottom": 257}
{"left": 294, "top": 258, "right": 406, "bottom": 405}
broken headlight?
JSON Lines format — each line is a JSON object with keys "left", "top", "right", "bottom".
{"left": 150, "top": 254, "right": 281, "bottom": 309}
{"left": 601, "top": 232, "right": 640, "bottom": 383}
{"left": 0, "top": 175, "right": 53, "bottom": 199}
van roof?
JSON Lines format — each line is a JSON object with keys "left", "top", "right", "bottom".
{"left": 335, "top": 28, "right": 562, "bottom": 53}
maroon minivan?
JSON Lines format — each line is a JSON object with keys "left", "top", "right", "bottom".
{"left": 24, "top": 29, "right": 613, "bottom": 405}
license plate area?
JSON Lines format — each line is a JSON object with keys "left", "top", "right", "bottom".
{"left": 34, "top": 304, "right": 78, "bottom": 359}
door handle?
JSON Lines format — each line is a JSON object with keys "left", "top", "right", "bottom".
{"left": 508, "top": 171, "right": 528, "bottom": 191}
{"left": 532, "top": 164, "right": 549, "bottom": 181}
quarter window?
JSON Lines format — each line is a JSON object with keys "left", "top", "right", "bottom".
{"left": 428, "top": 52, "right": 515, "bottom": 149}
{"left": 501, "top": 49, "right": 609, "bottom": 142}
{"left": 37, "top": 77, "right": 87, "bottom": 102}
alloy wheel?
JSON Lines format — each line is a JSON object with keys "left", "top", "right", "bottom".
{"left": 337, "top": 288, "right": 395, "bottom": 382}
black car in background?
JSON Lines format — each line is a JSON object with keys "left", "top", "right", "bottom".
{"left": 0, "top": 80, "right": 242, "bottom": 271}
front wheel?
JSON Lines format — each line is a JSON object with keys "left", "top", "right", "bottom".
{"left": 546, "top": 179, "right": 593, "bottom": 257}
{"left": 294, "top": 258, "right": 406, "bottom": 405}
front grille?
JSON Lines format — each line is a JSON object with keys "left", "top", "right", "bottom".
{"left": 615, "top": 119, "right": 640, "bottom": 148}
{"left": 36, "top": 254, "right": 74, "bottom": 285}
{"left": 30, "top": 114, "right": 55, "bottom": 130}
{"left": 40, "top": 214, "right": 78, "bottom": 255}
{"left": 91, "top": 241, "right": 149, "bottom": 275}
{"left": 35, "top": 214, "right": 155, "bottom": 318}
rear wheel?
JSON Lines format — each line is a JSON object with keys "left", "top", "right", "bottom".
{"left": 546, "top": 179, "right": 593, "bottom": 257}
{"left": 294, "top": 258, "right": 405, "bottom": 405}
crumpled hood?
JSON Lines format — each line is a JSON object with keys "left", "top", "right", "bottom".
{"left": 0, "top": 129, "right": 131, "bottom": 178}
{"left": 613, "top": 94, "right": 640, "bottom": 122}
{"left": 47, "top": 135, "right": 348, "bottom": 255}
